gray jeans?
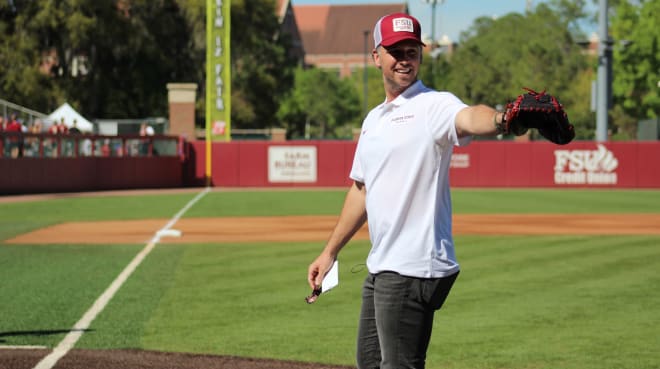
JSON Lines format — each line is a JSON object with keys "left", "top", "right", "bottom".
{"left": 356, "top": 271, "right": 459, "bottom": 369}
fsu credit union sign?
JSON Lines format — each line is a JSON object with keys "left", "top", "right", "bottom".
{"left": 554, "top": 144, "right": 619, "bottom": 185}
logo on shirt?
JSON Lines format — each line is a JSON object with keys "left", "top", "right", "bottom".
{"left": 390, "top": 114, "right": 414, "bottom": 124}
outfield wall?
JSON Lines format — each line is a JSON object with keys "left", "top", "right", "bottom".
{"left": 1, "top": 157, "right": 184, "bottom": 194}
{"left": 0, "top": 133, "right": 185, "bottom": 195}
{"left": 3, "top": 139, "right": 659, "bottom": 195}
{"left": 191, "top": 141, "right": 660, "bottom": 188}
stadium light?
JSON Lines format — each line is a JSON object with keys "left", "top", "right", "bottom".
{"left": 421, "top": 0, "right": 445, "bottom": 48}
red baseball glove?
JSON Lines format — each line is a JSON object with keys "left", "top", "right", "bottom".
{"left": 501, "top": 88, "right": 575, "bottom": 145}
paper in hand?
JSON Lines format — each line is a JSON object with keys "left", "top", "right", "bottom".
{"left": 305, "top": 260, "right": 339, "bottom": 304}
{"left": 321, "top": 260, "right": 338, "bottom": 293}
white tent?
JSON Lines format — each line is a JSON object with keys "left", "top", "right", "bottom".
{"left": 46, "top": 103, "right": 94, "bottom": 132}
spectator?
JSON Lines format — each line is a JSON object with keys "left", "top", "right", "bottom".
{"left": 139, "top": 122, "right": 155, "bottom": 155}
{"left": 4, "top": 113, "right": 23, "bottom": 158}
{"left": 101, "top": 139, "right": 111, "bottom": 157}
{"left": 56, "top": 117, "right": 69, "bottom": 134}
{"left": 24, "top": 119, "right": 44, "bottom": 157}
{"left": 31, "top": 119, "right": 43, "bottom": 133}
{"left": 45, "top": 120, "right": 60, "bottom": 157}
{"left": 0, "top": 116, "right": 5, "bottom": 131}
{"left": 69, "top": 119, "right": 82, "bottom": 134}
{"left": 5, "top": 113, "right": 22, "bottom": 132}
{"left": 139, "top": 122, "right": 154, "bottom": 136}
{"left": 80, "top": 136, "right": 93, "bottom": 156}
{"left": 48, "top": 120, "right": 59, "bottom": 134}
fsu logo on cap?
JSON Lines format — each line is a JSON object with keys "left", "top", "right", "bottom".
{"left": 392, "top": 18, "right": 414, "bottom": 33}
{"left": 373, "top": 13, "right": 425, "bottom": 47}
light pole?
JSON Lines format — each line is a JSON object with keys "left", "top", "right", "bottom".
{"left": 422, "top": 0, "right": 445, "bottom": 79}
{"left": 422, "top": 0, "right": 445, "bottom": 49}
{"left": 596, "top": 0, "right": 611, "bottom": 142}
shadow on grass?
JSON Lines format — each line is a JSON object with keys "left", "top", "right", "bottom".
{"left": 0, "top": 329, "right": 92, "bottom": 343}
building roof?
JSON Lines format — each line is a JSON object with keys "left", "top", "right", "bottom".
{"left": 276, "top": 0, "right": 289, "bottom": 22}
{"left": 293, "top": 3, "right": 407, "bottom": 56}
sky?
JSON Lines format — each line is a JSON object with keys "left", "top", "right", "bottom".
{"left": 290, "top": 0, "right": 597, "bottom": 43}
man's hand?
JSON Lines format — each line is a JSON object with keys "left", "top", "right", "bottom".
{"left": 307, "top": 252, "right": 336, "bottom": 291}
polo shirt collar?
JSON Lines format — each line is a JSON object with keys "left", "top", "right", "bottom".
{"left": 381, "top": 80, "right": 425, "bottom": 109}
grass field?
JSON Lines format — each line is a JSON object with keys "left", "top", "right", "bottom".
{"left": 1, "top": 188, "right": 659, "bottom": 369}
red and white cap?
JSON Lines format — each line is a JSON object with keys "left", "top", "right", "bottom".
{"left": 373, "top": 13, "right": 425, "bottom": 48}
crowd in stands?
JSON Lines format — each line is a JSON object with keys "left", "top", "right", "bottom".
{"left": 1, "top": 113, "right": 158, "bottom": 159}
{"left": 0, "top": 113, "right": 85, "bottom": 135}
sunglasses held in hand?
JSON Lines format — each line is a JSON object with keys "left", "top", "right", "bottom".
{"left": 305, "top": 287, "right": 322, "bottom": 304}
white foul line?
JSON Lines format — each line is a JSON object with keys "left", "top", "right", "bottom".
{"left": 32, "top": 187, "right": 211, "bottom": 369}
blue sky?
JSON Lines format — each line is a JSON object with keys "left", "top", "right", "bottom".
{"left": 290, "top": 0, "right": 597, "bottom": 42}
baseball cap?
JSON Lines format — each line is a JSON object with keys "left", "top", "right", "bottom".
{"left": 373, "top": 13, "right": 425, "bottom": 48}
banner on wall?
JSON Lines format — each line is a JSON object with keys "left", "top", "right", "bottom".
{"left": 206, "top": 0, "right": 231, "bottom": 142}
{"left": 268, "top": 146, "right": 318, "bottom": 183}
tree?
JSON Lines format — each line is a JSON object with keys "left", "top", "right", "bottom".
{"left": 1, "top": 0, "right": 296, "bottom": 131}
{"left": 0, "top": 1, "right": 63, "bottom": 113}
{"left": 348, "top": 64, "right": 387, "bottom": 120}
{"left": 443, "top": 4, "right": 592, "bottom": 138}
{"left": 277, "top": 67, "right": 361, "bottom": 139}
{"left": 229, "top": 0, "right": 297, "bottom": 129}
{"left": 0, "top": 0, "right": 200, "bottom": 120}
{"left": 611, "top": 0, "right": 660, "bottom": 125}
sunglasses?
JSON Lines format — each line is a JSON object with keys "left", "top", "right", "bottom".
{"left": 305, "top": 287, "right": 322, "bottom": 304}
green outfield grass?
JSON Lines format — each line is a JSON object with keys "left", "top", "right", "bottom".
{"left": 1, "top": 188, "right": 659, "bottom": 369}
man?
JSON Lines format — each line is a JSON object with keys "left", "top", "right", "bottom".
{"left": 69, "top": 119, "right": 82, "bottom": 134}
{"left": 56, "top": 117, "right": 69, "bottom": 134}
{"left": 5, "top": 113, "right": 22, "bottom": 132}
{"left": 4, "top": 113, "right": 24, "bottom": 158}
{"left": 307, "top": 13, "right": 507, "bottom": 369}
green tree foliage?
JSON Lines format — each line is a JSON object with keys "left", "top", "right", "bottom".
{"left": 611, "top": 0, "right": 660, "bottom": 122}
{"left": 0, "top": 0, "right": 296, "bottom": 130}
{"left": 170, "top": 0, "right": 298, "bottom": 129}
{"left": 229, "top": 0, "right": 297, "bottom": 129}
{"left": 277, "top": 67, "right": 361, "bottom": 139}
{"left": 348, "top": 65, "right": 387, "bottom": 118}
{"left": 0, "top": 0, "right": 199, "bottom": 119}
{"left": 549, "top": 0, "right": 589, "bottom": 35}
{"left": 0, "top": 1, "right": 63, "bottom": 112}
{"left": 442, "top": 3, "right": 592, "bottom": 138}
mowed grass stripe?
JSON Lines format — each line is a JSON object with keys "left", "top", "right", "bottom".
{"left": 76, "top": 244, "right": 186, "bottom": 349}
{"left": 0, "top": 244, "right": 144, "bottom": 347}
{"left": 430, "top": 235, "right": 660, "bottom": 369}
{"left": 137, "top": 241, "right": 370, "bottom": 365}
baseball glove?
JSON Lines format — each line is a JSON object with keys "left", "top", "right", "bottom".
{"left": 501, "top": 88, "right": 575, "bottom": 145}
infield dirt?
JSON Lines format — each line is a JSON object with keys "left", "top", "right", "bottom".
{"left": 6, "top": 213, "right": 660, "bottom": 245}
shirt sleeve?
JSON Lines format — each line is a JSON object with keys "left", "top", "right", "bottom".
{"left": 349, "top": 135, "right": 364, "bottom": 183}
{"left": 427, "top": 92, "right": 468, "bottom": 148}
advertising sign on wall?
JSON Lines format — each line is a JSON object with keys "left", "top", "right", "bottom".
{"left": 268, "top": 146, "right": 318, "bottom": 183}
{"left": 554, "top": 144, "right": 619, "bottom": 185}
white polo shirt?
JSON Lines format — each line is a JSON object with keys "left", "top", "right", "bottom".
{"left": 350, "top": 80, "right": 469, "bottom": 278}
